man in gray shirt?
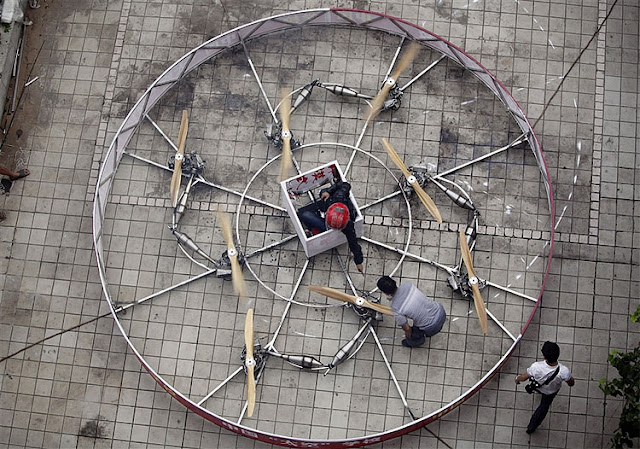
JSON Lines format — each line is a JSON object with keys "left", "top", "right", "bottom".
{"left": 377, "top": 276, "right": 447, "bottom": 348}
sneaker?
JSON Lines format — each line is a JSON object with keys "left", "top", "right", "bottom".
{"left": 402, "top": 339, "right": 411, "bottom": 348}
{"left": 526, "top": 428, "right": 535, "bottom": 435}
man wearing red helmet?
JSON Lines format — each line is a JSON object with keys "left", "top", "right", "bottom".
{"left": 298, "top": 181, "right": 364, "bottom": 273}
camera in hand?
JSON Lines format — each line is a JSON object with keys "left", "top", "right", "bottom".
{"left": 524, "top": 378, "right": 541, "bottom": 394}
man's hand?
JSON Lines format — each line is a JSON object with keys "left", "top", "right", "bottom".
{"left": 515, "top": 372, "right": 529, "bottom": 384}
{"left": 321, "top": 191, "right": 330, "bottom": 201}
{"left": 356, "top": 264, "right": 364, "bottom": 274}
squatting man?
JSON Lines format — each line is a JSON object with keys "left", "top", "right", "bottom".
{"left": 377, "top": 276, "right": 446, "bottom": 348}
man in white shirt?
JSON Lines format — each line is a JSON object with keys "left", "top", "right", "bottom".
{"left": 515, "top": 341, "right": 575, "bottom": 434}
{"left": 377, "top": 276, "right": 446, "bottom": 348}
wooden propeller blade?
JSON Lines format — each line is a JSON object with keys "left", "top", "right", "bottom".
{"left": 279, "top": 137, "right": 292, "bottom": 183}
{"left": 413, "top": 183, "right": 443, "bottom": 223}
{"left": 459, "top": 229, "right": 476, "bottom": 278}
{"left": 365, "top": 42, "right": 419, "bottom": 123}
{"left": 366, "top": 82, "right": 393, "bottom": 123}
{"left": 381, "top": 138, "right": 411, "bottom": 178}
{"left": 459, "top": 230, "right": 488, "bottom": 334}
{"left": 383, "top": 138, "right": 442, "bottom": 223}
{"left": 170, "top": 110, "right": 189, "bottom": 208}
{"left": 231, "top": 258, "right": 247, "bottom": 298}
{"left": 390, "top": 41, "right": 420, "bottom": 80}
{"left": 245, "top": 308, "right": 256, "bottom": 417}
{"left": 279, "top": 88, "right": 293, "bottom": 182}
{"left": 217, "top": 210, "right": 248, "bottom": 298}
{"left": 308, "top": 286, "right": 393, "bottom": 316}
{"left": 280, "top": 88, "right": 291, "bottom": 133}
{"left": 471, "top": 283, "right": 488, "bottom": 334}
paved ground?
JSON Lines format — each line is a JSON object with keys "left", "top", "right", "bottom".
{"left": 0, "top": 0, "right": 638, "bottom": 448}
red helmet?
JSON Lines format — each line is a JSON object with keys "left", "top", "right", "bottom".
{"left": 326, "top": 203, "right": 350, "bottom": 230}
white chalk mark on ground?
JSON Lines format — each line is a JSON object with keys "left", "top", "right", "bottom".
{"left": 293, "top": 331, "right": 319, "bottom": 338}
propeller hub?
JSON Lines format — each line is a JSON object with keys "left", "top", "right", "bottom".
{"left": 407, "top": 175, "right": 417, "bottom": 185}
{"left": 174, "top": 153, "right": 184, "bottom": 161}
{"left": 227, "top": 248, "right": 237, "bottom": 257}
{"left": 281, "top": 130, "right": 291, "bottom": 138}
{"left": 355, "top": 297, "right": 365, "bottom": 306}
{"left": 469, "top": 276, "right": 479, "bottom": 285}
{"left": 245, "top": 357, "right": 256, "bottom": 367}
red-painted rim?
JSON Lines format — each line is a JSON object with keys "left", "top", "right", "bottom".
{"left": 93, "top": 8, "right": 555, "bottom": 448}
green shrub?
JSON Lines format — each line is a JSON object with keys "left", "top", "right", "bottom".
{"left": 600, "top": 305, "right": 640, "bottom": 448}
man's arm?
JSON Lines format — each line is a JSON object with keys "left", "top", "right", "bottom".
{"left": 401, "top": 323, "right": 412, "bottom": 339}
{"left": 566, "top": 376, "right": 575, "bottom": 387}
{"left": 515, "top": 371, "right": 530, "bottom": 384}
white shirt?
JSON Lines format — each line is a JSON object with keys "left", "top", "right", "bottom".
{"left": 527, "top": 360, "right": 572, "bottom": 395}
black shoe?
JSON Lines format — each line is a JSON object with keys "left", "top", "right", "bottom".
{"left": 526, "top": 428, "right": 535, "bottom": 435}
{"left": 402, "top": 338, "right": 425, "bottom": 348}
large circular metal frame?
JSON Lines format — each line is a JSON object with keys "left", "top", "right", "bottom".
{"left": 92, "top": 8, "right": 555, "bottom": 448}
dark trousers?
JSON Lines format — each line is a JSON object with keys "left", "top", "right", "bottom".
{"left": 403, "top": 326, "right": 426, "bottom": 347}
{"left": 299, "top": 210, "right": 326, "bottom": 232}
{"left": 528, "top": 391, "right": 558, "bottom": 432}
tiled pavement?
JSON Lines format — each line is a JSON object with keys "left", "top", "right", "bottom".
{"left": 0, "top": 0, "right": 638, "bottom": 448}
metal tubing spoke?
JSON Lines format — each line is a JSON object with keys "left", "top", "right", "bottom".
{"left": 265, "top": 260, "right": 310, "bottom": 350}
{"left": 369, "top": 326, "right": 416, "bottom": 420}
{"left": 146, "top": 114, "right": 178, "bottom": 151}
{"left": 399, "top": 55, "right": 446, "bottom": 92}
{"left": 432, "top": 135, "right": 526, "bottom": 180}
{"left": 359, "top": 189, "right": 403, "bottom": 211}
{"left": 197, "top": 178, "right": 285, "bottom": 212}
{"left": 485, "top": 308, "right": 517, "bottom": 342}
{"left": 485, "top": 281, "right": 538, "bottom": 303}
{"left": 241, "top": 39, "right": 278, "bottom": 123}
{"left": 197, "top": 366, "right": 244, "bottom": 406}
{"left": 385, "top": 36, "right": 406, "bottom": 80}
{"left": 334, "top": 249, "right": 359, "bottom": 297}
{"left": 361, "top": 236, "right": 454, "bottom": 275}
{"left": 244, "top": 234, "right": 298, "bottom": 259}
{"left": 124, "top": 150, "right": 172, "bottom": 172}
{"left": 115, "top": 268, "right": 217, "bottom": 313}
